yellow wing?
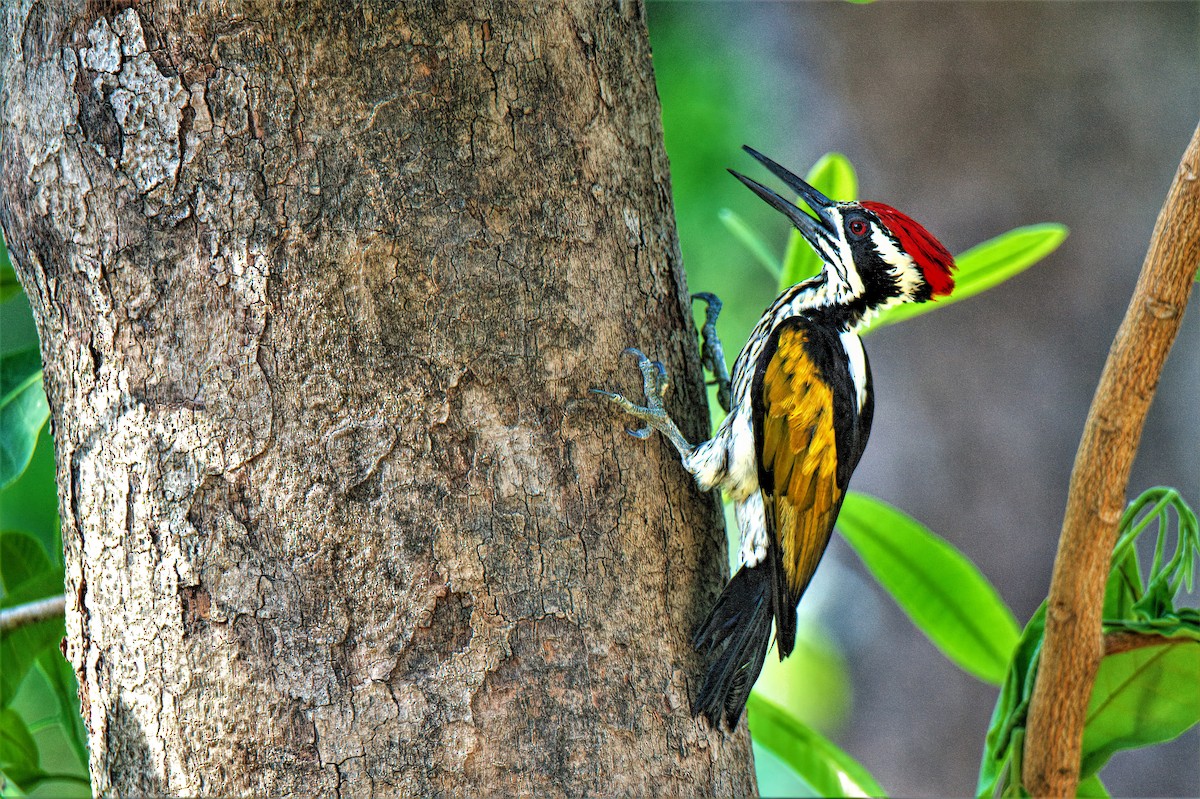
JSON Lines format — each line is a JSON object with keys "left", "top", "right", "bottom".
{"left": 758, "top": 324, "right": 844, "bottom": 599}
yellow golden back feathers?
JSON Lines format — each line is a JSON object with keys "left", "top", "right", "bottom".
{"left": 760, "top": 325, "right": 844, "bottom": 597}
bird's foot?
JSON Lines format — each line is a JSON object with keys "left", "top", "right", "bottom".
{"left": 592, "top": 348, "right": 693, "bottom": 457}
{"left": 692, "top": 292, "right": 732, "bottom": 414}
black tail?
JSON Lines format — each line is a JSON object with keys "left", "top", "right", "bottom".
{"left": 691, "top": 559, "right": 775, "bottom": 730}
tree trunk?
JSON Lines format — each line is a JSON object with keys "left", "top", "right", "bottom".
{"left": 0, "top": 2, "right": 754, "bottom": 795}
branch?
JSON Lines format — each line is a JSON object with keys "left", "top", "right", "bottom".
{"left": 1103, "top": 632, "right": 1199, "bottom": 657}
{"left": 0, "top": 595, "right": 66, "bottom": 633}
{"left": 1023, "top": 121, "right": 1200, "bottom": 797}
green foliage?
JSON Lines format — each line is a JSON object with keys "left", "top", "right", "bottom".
{"left": 977, "top": 487, "right": 1200, "bottom": 797}
{"left": 0, "top": 232, "right": 89, "bottom": 795}
{"left": 748, "top": 693, "right": 886, "bottom": 798}
{"left": 0, "top": 774, "right": 27, "bottom": 799}
{"left": 0, "top": 349, "right": 47, "bottom": 491}
{"left": 837, "top": 493, "right": 1020, "bottom": 686}
{"left": 0, "top": 533, "right": 62, "bottom": 607}
{"left": 976, "top": 602, "right": 1045, "bottom": 798}
{"left": 0, "top": 245, "right": 19, "bottom": 305}
{"left": 34, "top": 651, "right": 89, "bottom": 778}
{"left": 649, "top": 1, "right": 784, "bottom": 358}
{"left": 0, "top": 704, "right": 84, "bottom": 797}
{"left": 0, "top": 710, "right": 39, "bottom": 791}
{"left": 1105, "top": 488, "right": 1198, "bottom": 629}
{"left": 0, "top": 533, "right": 66, "bottom": 710}
{"left": 1082, "top": 489, "right": 1200, "bottom": 780}
{"left": 718, "top": 208, "right": 782, "bottom": 282}
{"left": 755, "top": 622, "right": 851, "bottom": 734}
{"left": 1075, "top": 773, "right": 1111, "bottom": 798}
{"left": 1081, "top": 641, "right": 1200, "bottom": 780}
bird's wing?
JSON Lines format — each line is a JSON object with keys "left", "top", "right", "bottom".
{"left": 753, "top": 317, "right": 871, "bottom": 656}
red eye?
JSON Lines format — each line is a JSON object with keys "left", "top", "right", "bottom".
{"left": 849, "top": 219, "right": 869, "bottom": 238}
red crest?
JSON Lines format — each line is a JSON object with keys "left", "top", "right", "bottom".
{"left": 861, "top": 202, "right": 956, "bottom": 298}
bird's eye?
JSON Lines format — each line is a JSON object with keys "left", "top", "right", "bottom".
{"left": 848, "top": 218, "right": 869, "bottom": 238}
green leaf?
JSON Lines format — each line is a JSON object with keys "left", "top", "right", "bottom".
{"left": 719, "top": 208, "right": 782, "bottom": 280}
{"left": 976, "top": 603, "right": 1046, "bottom": 798}
{"left": 780, "top": 153, "right": 858, "bottom": 291}
{"left": 863, "top": 224, "right": 1068, "bottom": 334}
{"left": 1076, "top": 773, "right": 1110, "bottom": 798}
{"left": 0, "top": 237, "right": 18, "bottom": 305}
{"left": 802, "top": 152, "right": 859, "bottom": 207}
{"left": 0, "top": 348, "right": 48, "bottom": 491}
{"left": 1108, "top": 609, "right": 1200, "bottom": 642}
{"left": 1080, "top": 638, "right": 1200, "bottom": 778}
{"left": 0, "top": 770, "right": 29, "bottom": 798}
{"left": 837, "top": 492, "right": 1020, "bottom": 685}
{"left": 0, "top": 532, "right": 65, "bottom": 709}
{"left": 0, "top": 531, "right": 62, "bottom": 603}
{"left": 0, "top": 617, "right": 64, "bottom": 711}
{"left": 1108, "top": 488, "right": 1198, "bottom": 623}
{"left": 0, "top": 425, "right": 61, "bottom": 564}
{"left": 0, "top": 709, "right": 44, "bottom": 791}
{"left": 747, "top": 693, "right": 886, "bottom": 798}
{"left": 1103, "top": 536, "right": 1143, "bottom": 623}
{"left": 1091, "top": 487, "right": 1200, "bottom": 779}
{"left": 754, "top": 623, "right": 851, "bottom": 734}
{"left": 35, "top": 651, "right": 88, "bottom": 772}
{"left": 754, "top": 741, "right": 819, "bottom": 797}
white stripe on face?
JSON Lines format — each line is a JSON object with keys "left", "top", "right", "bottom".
{"left": 869, "top": 225, "right": 924, "bottom": 300}
{"left": 824, "top": 207, "right": 865, "bottom": 301}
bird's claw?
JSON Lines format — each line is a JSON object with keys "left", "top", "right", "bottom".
{"left": 588, "top": 387, "right": 656, "bottom": 439}
{"left": 690, "top": 293, "right": 732, "bottom": 413}
{"left": 591, "top": 348, "right": 671, "bottom": 438}
{"left": 692, "top": 292, "right": 723, "bottom": 328}
{"left": 622, "top": 347, "right": 671, "bottom": 405}
{"left": 592, "top": 348, "right": 692, "bottom": 456}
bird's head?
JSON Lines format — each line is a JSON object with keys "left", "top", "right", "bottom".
{"left": 731, "top": 147, "right": 956, "bottom": 309}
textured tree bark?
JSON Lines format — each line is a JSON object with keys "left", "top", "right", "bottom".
{"left": 0, "top": 2, "right": 754, "bottom": 795}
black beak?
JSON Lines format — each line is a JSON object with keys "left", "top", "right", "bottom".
{"left": 730, "top": 146, "right": 839, "bottom": 255}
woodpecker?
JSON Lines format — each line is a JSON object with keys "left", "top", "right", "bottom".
{"left": 594, "top": 146, "right": 956, "bottom": 729}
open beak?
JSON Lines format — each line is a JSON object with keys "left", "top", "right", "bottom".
{"left": 730, "top": 146, "right": 839, "bottom": 257}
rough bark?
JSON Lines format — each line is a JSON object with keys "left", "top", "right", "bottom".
{"left": 0, "top": 2, "right": 754, "bottom": 795}
{"left": 1023, "top": 121, "right": 1200, "bottom": 797}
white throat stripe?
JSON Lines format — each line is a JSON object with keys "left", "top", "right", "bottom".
{"left": 840, "top": 330, "right": 869, "bottom": 412}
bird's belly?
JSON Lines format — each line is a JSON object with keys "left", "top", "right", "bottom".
{"left": 735, "top": 491, "right": 768, "bottom": 568}
{"left": 721, "top": 410, "right": 759, "bottom": 502}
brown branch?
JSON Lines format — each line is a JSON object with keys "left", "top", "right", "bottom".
{"left": 1103, "top": 631, "right": 1199, "bottom": 657}
{"left": 0, "top": 595, "right": 66, "bottom": 633}
{"left": 1023, "top": 121, "right": 1200, "bottom": 798}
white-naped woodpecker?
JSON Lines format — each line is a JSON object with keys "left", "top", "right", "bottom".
{"left": 593, "top": 147, "right": 957, "bottom": 729}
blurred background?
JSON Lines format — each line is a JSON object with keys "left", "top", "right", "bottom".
{"left": 645, "top": 2, "right": 1199, "bottom": 796}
